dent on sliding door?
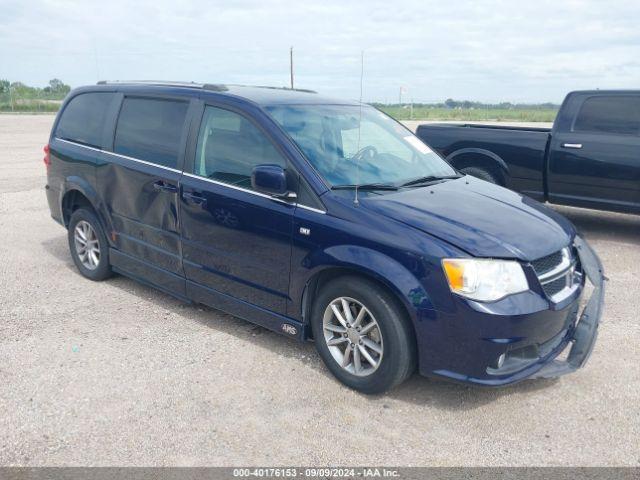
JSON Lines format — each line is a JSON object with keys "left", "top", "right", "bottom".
{"left": 98, "top": 96, "right": 190, "bottom": 276}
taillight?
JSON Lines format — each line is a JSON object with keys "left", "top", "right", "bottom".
{"left": 43, "top": 144, "right": 51, "bottom": 170}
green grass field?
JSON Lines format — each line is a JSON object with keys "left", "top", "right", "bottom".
{"left": 2, "top": 80, "right": 560, "bottom": 120}
{"left": 0, "top": 99, "right": 62, "bottom": 113}
{"left": 379, "top": 105, "right": 558, "bottom": 122}
{"left": 0, "top": 97, "right": 558, "bottom": 122}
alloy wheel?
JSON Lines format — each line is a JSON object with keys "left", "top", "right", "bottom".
{"left": 73, "top": 220, "right": 100, "bottom": 270}
{"left": 322, "top": 296, "right": 384, "bottom": 377}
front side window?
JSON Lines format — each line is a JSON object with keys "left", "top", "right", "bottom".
{"left": 266, "top": 104, "right": 456, "bottom": 187}
{"left": 56, "top": 92, "right": 115, "bottom": 148}
{"left": 114, "top": 97, "right": 189, "bottom": 169}
{"left": 193, "top": 106, "right": 286, "bottom": 190}
{"left": 574, "top": 96, "right": 640, "bottom": 135}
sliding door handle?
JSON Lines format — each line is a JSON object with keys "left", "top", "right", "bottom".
{"left": 182, "top": 191, "right": 207, "bottom": 206}
{"left": 562, "top": 143, "right": 583, "bottom": 149}
{"left": 153, "top": 180, "right": 178, "bottom": 192}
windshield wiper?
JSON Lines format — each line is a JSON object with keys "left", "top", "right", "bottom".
{"left": 399, "top": 175, "right": 461, "bottom": 188}
{"left": 331, "top": 183, "right": 398, "bottom": 191}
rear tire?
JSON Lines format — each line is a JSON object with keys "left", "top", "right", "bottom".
{"left": 311, "top": 276, "right": 416, "bottom": 394}
{"left": 460, "top": 166, "right": 498, "bottom": 184}
{"left": 68, "top": 208, "right": 112, "bottom": 281}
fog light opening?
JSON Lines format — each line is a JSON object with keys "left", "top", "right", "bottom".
{"left": 495, "top": 353, "right": 506, "bottom": 369}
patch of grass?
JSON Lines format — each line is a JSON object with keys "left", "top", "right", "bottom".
{"left": 0, "top": 96, "right": 558, "bottom": 122}
{"left": 0, "top": 99, "right": 61, "bottom": 112}
{"left": 379, "top": 106, "right": 558, "bottom": 122}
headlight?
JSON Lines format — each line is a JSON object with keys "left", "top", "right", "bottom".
{"left": 442, "top": 258, "right": 529, "bottom": 302}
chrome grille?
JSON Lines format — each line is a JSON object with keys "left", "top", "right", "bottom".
{"left": 531, "top": 250, "right": 563, "bottom": 277}
{"left": 541, "top": 276, "right": 567, "bottom": 297}
{"left": 532, "top": 246, "right": 581, "bottom": 302}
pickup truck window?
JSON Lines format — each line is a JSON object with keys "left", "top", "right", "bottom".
{"left": 574, "top": 95, "right": 640, "bottom": 135}
{"left": 56, "top": 93, "right": 115, "bottom": 149}
{"left": 267, "top": 104, "right": 455, "bottom": 187}
{"left": 194, "top": 106, "right": 286, "bottom": 190}
{"left": 114, "top": 97, "right": 189, "bottom": 169}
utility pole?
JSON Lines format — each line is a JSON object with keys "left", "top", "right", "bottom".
{"left": 290, "top": 46, "right": 294, "bottom": 89}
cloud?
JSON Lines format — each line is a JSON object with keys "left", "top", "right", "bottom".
{"left": 1, "top": 0, "right": 639, "bottom": 102}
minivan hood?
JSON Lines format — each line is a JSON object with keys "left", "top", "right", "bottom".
{"left": 360, "top": 177, "right": 574, "bottom": 260}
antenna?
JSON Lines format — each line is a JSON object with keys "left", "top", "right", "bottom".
{"left": 290, "top": 47, "right": 294, "bottom": 89}
{"left": 354, "top": 50, "right": 364, "bottom": 206}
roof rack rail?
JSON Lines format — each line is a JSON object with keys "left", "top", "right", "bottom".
{"left": 96, "top": 81, "right": 317, "bottom": 94}
{"left": 96, "top": 80, "right": 204, "bottom": 88}
{"left": 202, "top": 84, "right": 229, "bottom": 92}
{"left": 223, "top": 84, "right": 317, "bottom": 94}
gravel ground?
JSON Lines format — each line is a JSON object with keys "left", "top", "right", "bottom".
{"left": 0, "top": 114, "right": 638, "bottom": 466}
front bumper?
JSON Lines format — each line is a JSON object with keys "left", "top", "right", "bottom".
{"left": 530, "top": 235, "right": 605, "bottom": 379}
{"left": 419, "top": 236, "right": 605, "bottom": 386}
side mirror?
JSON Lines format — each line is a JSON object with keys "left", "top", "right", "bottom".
{"left": 251, "top": 164, "right": 296, "bottom": 199}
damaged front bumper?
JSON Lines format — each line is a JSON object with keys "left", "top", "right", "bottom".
{"left": 531, "top": 235, "right": 606, "bottom": 379}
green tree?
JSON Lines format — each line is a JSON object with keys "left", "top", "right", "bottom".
{"left": 47, "top": 78, "right": 70, "bottom": 96}
{"left": 9, "top": 82, "right": 36, "bottom": 99}
{"left": 444, "top": 98, "right": 457, "bottom": 109}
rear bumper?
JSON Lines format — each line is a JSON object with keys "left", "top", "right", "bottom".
{"left": 45, "top": 184, "right": 64, "bottom": 226}
{"left": 419, "top": 236, "right": 605, "bottom": 386}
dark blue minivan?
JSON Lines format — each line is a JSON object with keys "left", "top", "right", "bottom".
{"left": 45, "top": 81, "right": 605, "bottom": 393}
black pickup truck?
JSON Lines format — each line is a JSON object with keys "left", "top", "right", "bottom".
{"left": 416, "top": 90, "right": 640, "bottom": 214}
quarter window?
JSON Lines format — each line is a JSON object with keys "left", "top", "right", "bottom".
{"left": 114, "top": 97, "right": 189, "bottom": 169}
{"left": 56, "top": 93, "right": 115, "bottom": 148}
{"left": 574, "top": 96, "right": 640, "bottom": 135}
{"left": 193, "top": 106, "right": 286, "bottom": 189}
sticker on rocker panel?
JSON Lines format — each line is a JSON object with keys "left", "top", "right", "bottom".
{"left": 281, "top": 324, "right": 298, "bottom": 336}
{"left": 404, "top": 135, "right": 432, "bottom": 155}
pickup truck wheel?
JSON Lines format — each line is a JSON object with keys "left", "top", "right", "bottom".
{"left": 311, "top": 276, "right": 416, "bottom": 394}
{"left": 460, "top": 167, "right": 498, "bottom": 184}
{"left": 67, "top": 208, "right": 112, "bottom": 281}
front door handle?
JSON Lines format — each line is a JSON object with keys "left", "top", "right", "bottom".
{"left": 182, "top": 191, "right": 207, "bottom": 207}
{"left": 153, "top": 180, "right": 178, "bottom": 193}
{"left": 562, "top": 143, "right": 583, "bottom": 149}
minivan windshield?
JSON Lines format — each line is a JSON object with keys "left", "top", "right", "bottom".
{"left": 266, "top": 104, "right": 457, "bottom": 187}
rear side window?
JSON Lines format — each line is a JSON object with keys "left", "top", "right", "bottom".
{"left": 56, "top": 93, "right": 115, "bottom": 148}
{"left": 114, "top": 97, "right": 189, "bottom": 169}
{"left": 193, "top": 106, "right": 286, "bottom": 189}
{"left": 574, "top": 96, "right": 640, "bottom": 135}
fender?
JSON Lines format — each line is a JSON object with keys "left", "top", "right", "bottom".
{"left": 446, "top": 147, "right": 509, "bottom": 176}
{"left": 61, "top": 176, "right": 115, "bottom": 245}
{"left": 293, "top": 244, "right": 437, "bottom": 330}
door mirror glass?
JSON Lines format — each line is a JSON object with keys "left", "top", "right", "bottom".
{"left": 251, "top": 164, "right": 291, "bottom": 197}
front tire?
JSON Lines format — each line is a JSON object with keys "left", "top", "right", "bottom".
{"left": 67, "top": 208, "right": 112, "bottom": 281}
{"left": 311, "top": 276, "right": 416, "bottom": 394}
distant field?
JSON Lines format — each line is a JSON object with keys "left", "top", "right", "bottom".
{"left": 0, "top": 98, "right": 61, "bottom": 113}
{"left": 0, "top": 99, "right": 559, "bottom": 122}
{"left": 379, "top": 106, "right": 558, "bottom": 122}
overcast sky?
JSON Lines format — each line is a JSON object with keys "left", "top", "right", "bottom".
{"left": 2, "top": 0, "right": 639, "bottom": 103}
